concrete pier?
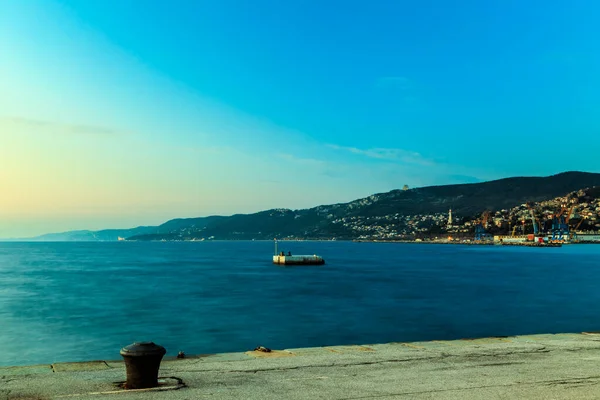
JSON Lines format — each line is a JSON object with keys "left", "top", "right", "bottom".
{"left": 273, "top": 254, "right": 325, "bottom": 265}
{"left": 272, "top": 239, "right": 324, "bottom": 265}
{"left": 3, "top": 332, "right": 600, "bottom": 399}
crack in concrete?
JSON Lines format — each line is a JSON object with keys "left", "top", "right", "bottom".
{"left": 338, "top": 375, "right": 600, "bottom": 399}
{"left": 450, "top": 346, "right": 550, "bottom": 358}
{"left": 182, "top": 347, "right": 552, "bottom": 375}
{"left": 542, "top": 376, "right": 600, "bottom": 386}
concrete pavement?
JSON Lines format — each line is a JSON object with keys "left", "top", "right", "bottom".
{"left": 3, "top": 332, "right": 600, "bottom": 399}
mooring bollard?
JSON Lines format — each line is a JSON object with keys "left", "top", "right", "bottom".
{"left": 120, "top": 341, "right": 167, "bottom": 389}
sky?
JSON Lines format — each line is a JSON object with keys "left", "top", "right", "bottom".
{"left": 1, "top": 0, "right": 600, "bottom": 237}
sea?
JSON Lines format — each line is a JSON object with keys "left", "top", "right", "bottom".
{"left": 1, "top": 241, "right": 599, "bottom": 367}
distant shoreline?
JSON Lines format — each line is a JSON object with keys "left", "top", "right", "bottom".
{"left": 2, "top": 239, "right": 598, "bottom": 245}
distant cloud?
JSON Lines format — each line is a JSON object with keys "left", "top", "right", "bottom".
{"left": 375, "top": 76, "right": 411, "bottom": 89}
{"left": 276, "top": 153, "right": 327, "bottom": 167}
{"left": 327, "top": 144, "right": 434, "bottom": 166}
{"left": 0, "top": 117, "right": 124, "bottom": 136}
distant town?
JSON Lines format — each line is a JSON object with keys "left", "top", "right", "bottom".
{"left": 324, "top": 187, "right": 600, "bottom": 243}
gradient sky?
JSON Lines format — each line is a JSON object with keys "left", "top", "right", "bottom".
{"left": 1, "top": 1, "right": 600, "bottom": 237}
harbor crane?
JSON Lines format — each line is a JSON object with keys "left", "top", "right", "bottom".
{"left": 571, "top": 217, "right": 586, "bottom": 241}
{"left": 526, "top": 202, "right": 540, "bottom": 235}
{"left": 551, "top": 207, "right": 567, "bottom": 242}
{"left": 551, "top": 200, "right": 577, "bottom": 242}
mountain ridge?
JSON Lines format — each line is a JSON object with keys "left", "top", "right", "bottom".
{"left": 11, "top": 171, "right": 600, "bottom": 241}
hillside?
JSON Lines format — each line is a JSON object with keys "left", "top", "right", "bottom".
{"left": 126, "top": 171, "right": 600, "bottom": 241}
{"left": 17, "top": 171, "right": 600, "bottom": 242}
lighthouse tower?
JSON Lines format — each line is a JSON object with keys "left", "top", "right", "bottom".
{"left": 448, "top": 209, "right": 453, "bottom": 226}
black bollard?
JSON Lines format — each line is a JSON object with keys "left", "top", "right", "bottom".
{"left": 120, "top": 342, "right": 167, "bottom": 389}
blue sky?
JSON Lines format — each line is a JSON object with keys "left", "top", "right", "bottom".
{"left": 1, "top": 0, "right": 599, "bottom": 237}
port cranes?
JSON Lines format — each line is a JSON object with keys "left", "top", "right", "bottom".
{"left": 551, "top": 200, "right": 577, "bottom": 242}
{"left": 550, "top": 207, "right": 567, "bottom": 241}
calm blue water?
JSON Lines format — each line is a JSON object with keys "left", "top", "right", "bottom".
{"left": 1, "top": 241, "right": 599, "bottom": 366}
